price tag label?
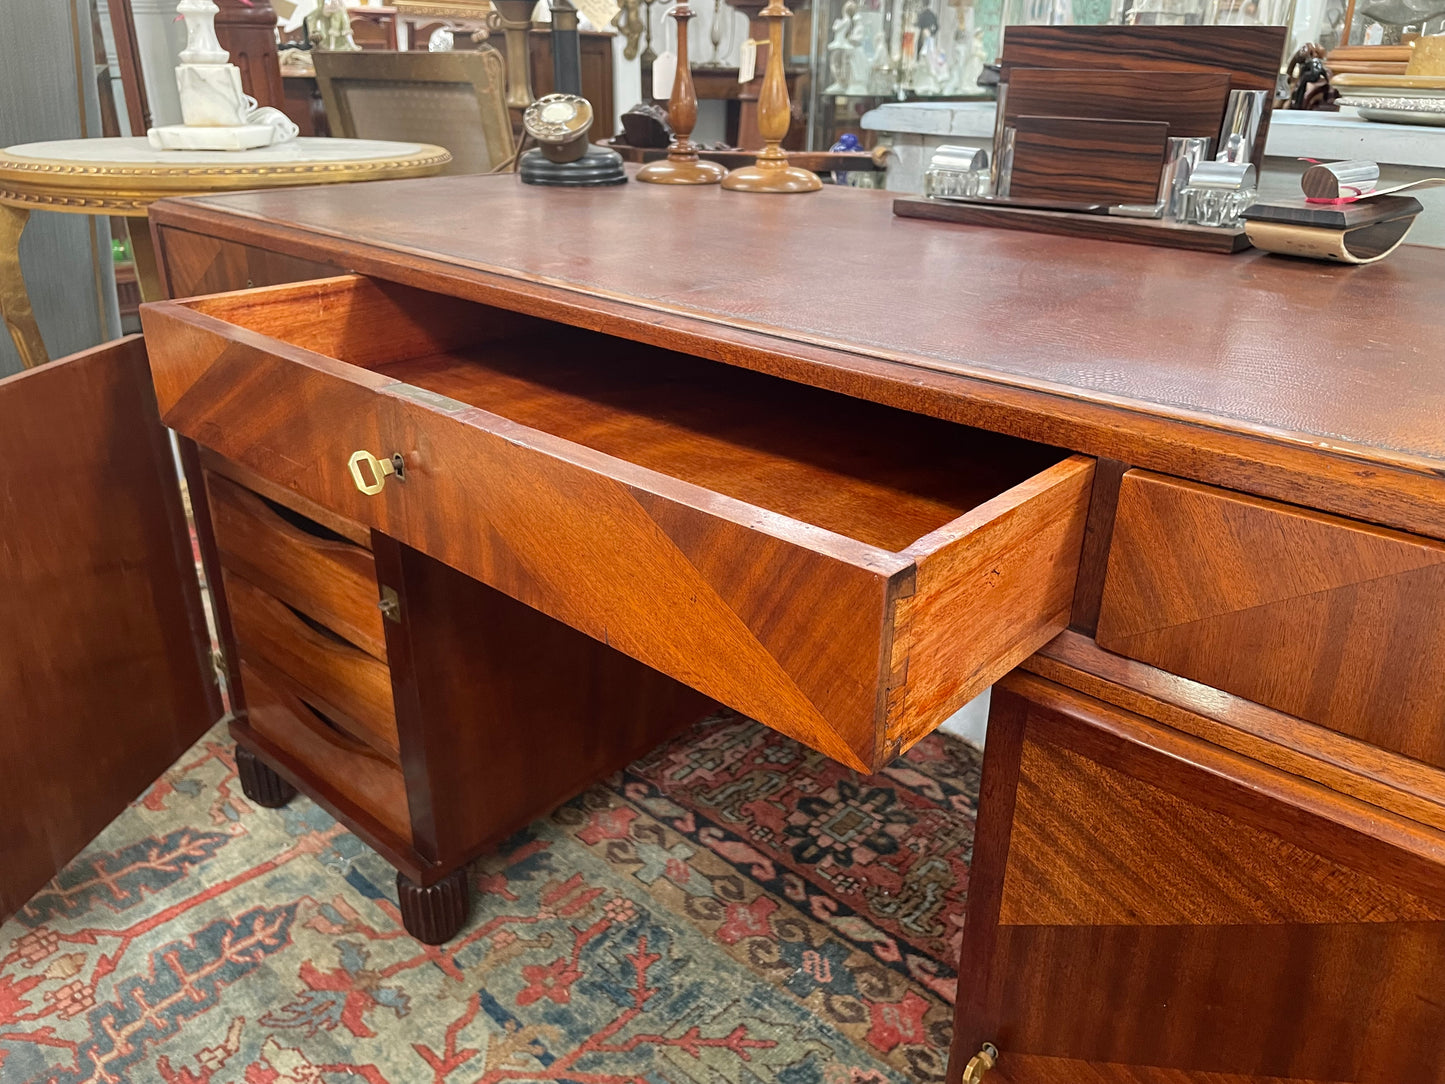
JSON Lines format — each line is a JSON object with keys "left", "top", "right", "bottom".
{"left": 739, "top": 39, "right": 760, "bottom": 83}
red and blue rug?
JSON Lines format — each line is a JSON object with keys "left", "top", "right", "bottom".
{"left": 0, "top": 711, "right": 979, "bottom": 1083}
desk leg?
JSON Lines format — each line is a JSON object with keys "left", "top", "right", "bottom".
{"left": 0, "top": 204, "right": 48, "bottom": 370}
{"left": 127, "top": 220, "right": 164, "bottom": 302}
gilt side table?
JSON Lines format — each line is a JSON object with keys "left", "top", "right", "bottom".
{"left": 0, "top": 136, "right": 450, "bottom": 370}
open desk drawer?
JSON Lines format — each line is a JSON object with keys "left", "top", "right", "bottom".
{"left": 142, "top": 275, "right": 1093, "bottom": 772}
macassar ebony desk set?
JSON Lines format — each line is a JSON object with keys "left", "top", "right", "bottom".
{"left": 7, "top": 133, "right": 1445, "bottom": 1084}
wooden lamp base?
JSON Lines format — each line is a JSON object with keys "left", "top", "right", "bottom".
{"left": 721, "top": 154, "right": 822, "bottom": 193}
{"left": 638, "top": 154, "right": 728, "bottom": 185}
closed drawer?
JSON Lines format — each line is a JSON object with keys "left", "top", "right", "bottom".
{"left": 954, "top": 671, "right": 1445, "bottom": 1084}
{"left": 142, "top": 275, "right": 1095, "bottom": 772}
{"left": 1096, "top": 470, "right": 1445, "bottom": 770}
{"left": 237, "top": 660, "right": 411, "bottom": 847}
{"left": 224, "top": 567, "right": 399, "bottom": 762}
{"left": 207, "top": 472, "right": 386, "bottom": 660}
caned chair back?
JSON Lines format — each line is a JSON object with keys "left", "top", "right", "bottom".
{"left": 315, "top": 49, "right": 514, "bottom": 175}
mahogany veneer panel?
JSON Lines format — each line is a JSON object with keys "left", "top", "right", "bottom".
{"left": 207, "top": 472, "right": 387, "bottom": 659}
{"left": 201, "top": 447, "right": 372, "bottom": 548}
{"left": 1028, "top": 631, "right": 1445, "bottom": 836}
{"left": 237, "top": 660, "right": 413, "bottom": 853}
{"left": 226, "top": 568, "right": 399, "bottom": 761}
{"left": 371, "top": 335, "right": 1066, "bottom": 552}
{"left": 1097, "top": 471, "right": 1445, "bottom": 769}
{"left": 1008, "top": 116, "right": 1169, "bottom": 206}
{"left": 1002, "top": 68, "right": 1232, "bottom": 143}
{"left": 950, "top": 672, "right": 1445, "bottom": 1084}
{"left": 154, "top": 225, "right": 338, "bottom": 299}
{"left": 376, "top": 538, "right": 714, "bottom": 866}
{"left": 142, "top": 275, "right": 1094, "bottom": 771}
{"left": 0, "top": 339, "right": 215, "bottom": 919}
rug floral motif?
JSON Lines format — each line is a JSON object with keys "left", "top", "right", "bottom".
{"left": 0, "top": 711, "right": 980, "bottom": 1083}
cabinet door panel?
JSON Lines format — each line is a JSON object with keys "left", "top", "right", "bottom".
{"left": 0, "top": 338, "right": 214, "bottom": 919}
{"left": 950, "top": 671, "right": 1445, "bottom": 1084}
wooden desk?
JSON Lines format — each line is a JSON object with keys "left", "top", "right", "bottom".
{"left": 6, "top": 175, "right": 1445, "bottom": 1083}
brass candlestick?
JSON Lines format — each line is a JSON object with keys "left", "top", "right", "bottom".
{"left": 638, "top": 3, "right": 727, "bottom": 184}
{"left": 720, "top": 0, "right": 820, "bottom": 193}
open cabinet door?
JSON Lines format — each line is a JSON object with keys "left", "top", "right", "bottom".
{"left": 949, "top": 671, "right": 1445, "bottom": 1084}
{"left": 0, "top": 337, "right": 217, "bottom": 919}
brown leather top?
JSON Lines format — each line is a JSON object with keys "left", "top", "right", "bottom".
{"left": 160, "top": 173, "right": 1445, "bottom": 470}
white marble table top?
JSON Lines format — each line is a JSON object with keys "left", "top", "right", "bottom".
{"left": 2, "top": 136, "right": 438, "bottom": 168}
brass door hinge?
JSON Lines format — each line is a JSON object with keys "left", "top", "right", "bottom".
{"left": 378, "top": 585, "right": 402, "bottom": 624}
{"left": 961, "top": 1043, "right": 998, "bottom": 1084}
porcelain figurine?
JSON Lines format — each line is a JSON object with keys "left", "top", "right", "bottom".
{"left": 148, "top": 0, "right": 299, "bottom": 150}
{"left": 306, "top": 0, "right": 361, "bottom": 52}
{"left": 825, "top": 1, "right": 860, "bottom": 93}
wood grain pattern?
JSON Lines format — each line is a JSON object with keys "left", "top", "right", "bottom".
{"left": 0, "top": 338, "right": 215, "bottom": 919}
{"left": 885, "top": 457, "right": 1094, "bottom": 757}
{"left": 999, "top": 25, "right": 1286, "bottom": 94}
{"left": 141, "top": 275, "right": 1090, "bottom": 771}
{"left": 236, "top": 660, "right": 414, "bottom": 856}
{"left": 207, "top": 472, "right": 386, "bottom": 659}
{"left": 152, "top": 225, "right": 338, "bottom": 300}
{"left": 200, "top": 446, "right": 372, "bottom": 548}
{"left": 226, "top": 568, "right": 399, "bottom": 761}
{"left": 950, "top": 672, "right": 1445, "bottom": 1084}
{"left": 1002, "top": 67, "right": 1232, "bottom": 143}
{"left": 1028, "top": 631, "right": 1445, "bottom": 837}
{"left": 892, "top": 198, "right": 1251, "bottom": 253}
{"left": 1008, "top": 116, "right": 1169, "bottom": 206}
{"left": 998, "top": 26, "right": 1286, "bottom": 168}
{"left": 1097, "top": 471, "right": 1445, "bottom": 770}
{"left": 376, "top": 537, "right": 714, "bottom": 869}
{"left": 1001, "top": 736, "right": 1445, "bottom": 925}
{"left": 1068, "top": 458, "right": 1128, "bottom": 634}
{"left": 146, "top": 179, "right": 1445, "bottom": 542}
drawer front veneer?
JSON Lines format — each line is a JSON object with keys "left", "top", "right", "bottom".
{"left": 1097, "top": 470, "right": 1445, "bottom": 769}
{"left": 236, "top": 660, "right": 412, "bottom": 849}
{"left": 225, "top": 568, "right": 400, "bottom": 761}
{"left": 207, "top": 472, "right": 387, "bottom": 660}
{"left": 142, "top": 277, "right": 1094, "bottom": 772}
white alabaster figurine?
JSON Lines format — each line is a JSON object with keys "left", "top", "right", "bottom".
{"left": 148, "top": 0, "right": 299, "bottom": 151}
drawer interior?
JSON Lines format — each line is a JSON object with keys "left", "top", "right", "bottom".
{"left": 191, "top": 278, "right": 1072, "bottom": 554}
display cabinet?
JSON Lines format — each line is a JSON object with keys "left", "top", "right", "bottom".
{"left": 806, "top": 0, "right": 996, "bottom": 148}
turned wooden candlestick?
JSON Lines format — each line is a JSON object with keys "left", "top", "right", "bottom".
{"left": 637, "top": 3, "right": 727, "bottom": 184}
{"left": 721, "top": 0, "right": 820, "bottom": 193}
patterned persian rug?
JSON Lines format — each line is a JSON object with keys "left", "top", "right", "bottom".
{"left": 0, "top": 711, "right": 980, "bottom": 1084}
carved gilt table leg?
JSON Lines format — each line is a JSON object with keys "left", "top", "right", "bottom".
{"left": 0, "top": 203, "right": 49, "bottom": 370}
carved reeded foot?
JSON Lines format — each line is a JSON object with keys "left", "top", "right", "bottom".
{"left": 235, "top": 745, "right": 297, "bottom": 808}
{"left": 396, "top": 867, "right": 471, "bottom": 944}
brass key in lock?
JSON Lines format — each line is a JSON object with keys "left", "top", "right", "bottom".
{"left": 348, "top": 450, "right": 403, "bottom": 495}
{"left": 960, "top": 1043, "right": 998, "bottom": 1084}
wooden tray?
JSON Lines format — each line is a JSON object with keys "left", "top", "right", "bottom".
{"left": 893, "top": 196, "right": 1251, "bottom": 254}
